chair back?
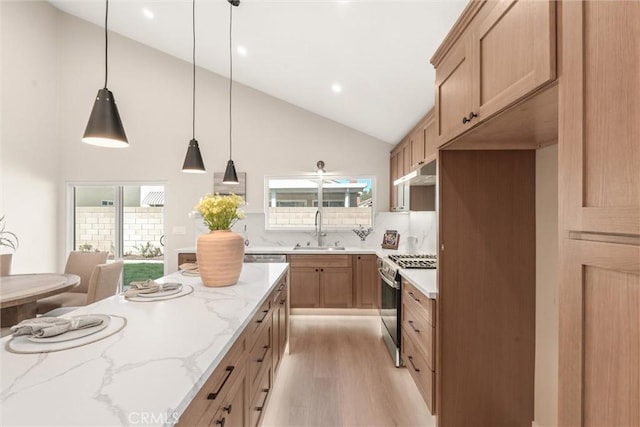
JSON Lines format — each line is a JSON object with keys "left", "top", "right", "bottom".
{"left": 64, "top": 251, "right": 109, "bottom": 293}
{"left": 86, "top": 261, "right": 124, "bottom": 304}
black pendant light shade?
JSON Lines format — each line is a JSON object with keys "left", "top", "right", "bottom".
{"left": 183, "top": 139, "right": 206, "bottom": 173}
{"left": 223, "top": 159, "right": 239, "bottom": 184}
{"left": 182, "top": 0, "right": 206, "bottom": 173}
{"left": 223, "top": 0, "right": 240, "bottom": 184}
{"left": 82, "top": 88, "right": 128, "bottom": 147}
{"left": 83, "top": 0, "right": 128, "bottom": 148}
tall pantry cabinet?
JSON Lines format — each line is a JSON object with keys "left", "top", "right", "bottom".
{"left": 558, "top": 1, "right": 640, "bottom": 426}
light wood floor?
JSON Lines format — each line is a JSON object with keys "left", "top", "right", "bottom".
{"left": 261, "top": 315, "right": 435, "bottom": 427}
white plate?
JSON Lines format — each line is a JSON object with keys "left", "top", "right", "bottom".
{"left": 180, "top": 270, "right": 200, "bottom": 277}
{"left": 137, "top": 285, "right": 183, "bottom": 298}
{"left": 27, "top": 314, "right": 111, "bottom": 343}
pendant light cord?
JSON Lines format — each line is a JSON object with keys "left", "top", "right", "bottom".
{"left": 192, "top": 0, "right": 196, "bottom": 140}
{"left": 104, "top": 0, "right": 109, "bottom": 89}
{"left": 229, "top": 2, "right": 233, "bottom": 160}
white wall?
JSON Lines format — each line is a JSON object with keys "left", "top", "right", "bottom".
{"left": 1, "top": 2, "right": 391, "bottom": 274}
{"left": 1, "top": 1, "right": 60, "bottom": 273}
{"left": 534, "top": 144, "right": 558, "bottom": 427}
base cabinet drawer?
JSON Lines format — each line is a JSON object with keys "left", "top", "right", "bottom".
{"left": 403, "top": 280, "right": 435, "bottom": 326}
{"left": 402, "top": 297, "right": 434, "bottom": 370}
{"left": 401, "top": 328, "right": 435, "bottom": 414}
{"left": 178, "top": 337, "right": 246, "bottom": 426}
{"left": 249, "top": 364, "right": 272, "bottom": 427}
{"left": 208, "top": 368, "right": 247, "bottom": 427}
{"left": 248, "top": 317, "right": 272, "bottom": 390}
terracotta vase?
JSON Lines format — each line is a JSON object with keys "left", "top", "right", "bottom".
{"left": 196, "top": 230, "right": 244, "bottom": 287}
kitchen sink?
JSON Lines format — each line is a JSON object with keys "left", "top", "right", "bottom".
{"left": 293, "top": 246, "right": 346, "bottom": 251}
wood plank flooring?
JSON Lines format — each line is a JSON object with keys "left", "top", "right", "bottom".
{"left": 261, "top": 315, "right": 435, "bottom": 427}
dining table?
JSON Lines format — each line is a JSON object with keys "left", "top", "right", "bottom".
{"left": 0, "top": 273, "right": 80, "bottom": 327}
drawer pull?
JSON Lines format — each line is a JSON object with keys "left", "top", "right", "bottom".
{"left": 408, "top": 320, "right": 420, "bottom": 333}
{"left": 215, "top": 417, "right": 226, "bottom": 427}
{"left": 279, "top": 299, "right": 285, "bottom": 305}
{"left": 223, "top": 404, "right": 232, "bottom": 414}
{"left": 408, "top": 291, "right": 421, "bottom": 303}
{"left": 407, "top": 356, "right": 420, "bottom": 372}
{"left": 462, "top": 111, "right": 478, "bottom": 124}
{"left": 257, "top": 345, "right": 270, "bottom": 363}
{"left": 255, "top": 388, "right": 270, "bottom": 411}
{"left": 256, "top": 309, "right": 269, "bottom": 324}
{"left": 277, "top": 284, "right": 285, "bottom": 292}
{"left": 207, "top": 366, "right": 234, "bottom": 400}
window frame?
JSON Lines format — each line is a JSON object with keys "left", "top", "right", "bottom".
{"left": 264, "top": 175, "right": 375, "bottom": 231}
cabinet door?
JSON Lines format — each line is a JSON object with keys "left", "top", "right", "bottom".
{"left": 435, "top": 37, "right": 474, "bottom": 145}
{"left": 559, "top": 0, "right": 640, "bottom": 236}
{"left": 559, "top": 239, "right": 640, "bottom": 426}
{"left": 402, "top": 143, "right": 411, "bottom": 176}
{"left": 390, "top": 152, "right": 398, "bottom": 209}
{"left": 474, "top": 0, "right": 556, "bottom": 120}
{"left": 410, "top": 127, "right": 425, "bottom": 170}
{"left": 354, "top": 255, "right": 378, "bottom": 309}
{"left": 319, "top": 267, "right": 353, "bottom": 308}
{"left": 208, "top": 368, "right": 247, "bottom": 427}
{"left": 423, "top": 115, "right": 437, "bottom": 163}
{"left": 290, "top": 267, "right": 319, "bottom": 308}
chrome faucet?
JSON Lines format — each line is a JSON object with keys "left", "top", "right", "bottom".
{"left": 314, "top": 209, "right": 326, "bottom": 247}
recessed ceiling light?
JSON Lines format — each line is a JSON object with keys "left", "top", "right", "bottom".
{"left": 237, "top": 46, "right": 247, "bottom": 56}
{"left": 331, "top": 83, "right": 343, "bottom": 94}
{"left": 142, "top": 8, "right": 154, "bottom": 19}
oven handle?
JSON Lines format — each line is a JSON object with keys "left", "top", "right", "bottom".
{"left": 378, "top": 269, "right": 399, "bottom": 289}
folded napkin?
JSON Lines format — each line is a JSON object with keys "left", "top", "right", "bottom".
{"left": 124, "top": 279, "right": 182, "bottom": 298}
{"left": 179, "top": 262, "right": 199, "bottom": 273}
{"left": 11, "top": 316, "right": 105, "bottom": 338}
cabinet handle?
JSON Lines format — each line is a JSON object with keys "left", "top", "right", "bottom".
{"left": 462, "top": 111, "right": 478, "bottom": 124}
{"left": 407, "top": 356, "right": 420, "bottom": 372}
{"left": 408, "top": 291, "right": 421, "bottom": 303}
{"left": 277, "top": 284, "right": 285, "bottom": 292}
{"left": 315, "top": 268, "right": 319, "bottom": 272}
{"left": 223, "top": 404, "right": 232, "bottom": 414}
{"left": 320, "top": 268, "right": 324, "bottom": 272}
{"left": 255, "top": 388, "right": 270, "bottom": 411}
{"left": 279, "top": 299, "right": 286, "bottom": 305}
{"left": 207, "top": 366, "right": 234, "bottom": 400}
{"left": 215, "top": 417, "right": 226, "bottom": 427}
{"left": 418, "top": 160, "right": 425, "bottom": 165}
{"left": 256, "top": 309, "right": 269, "bottom": 324}
{"left": 257, "top": 345, "right": 270, "bottom": 363}
{"left": 408, "top": 320, "right": 420, "bottom": 333}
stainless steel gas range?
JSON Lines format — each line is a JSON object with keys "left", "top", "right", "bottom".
{"left": 378, "top": 254, "right": 436, "bottom": 367}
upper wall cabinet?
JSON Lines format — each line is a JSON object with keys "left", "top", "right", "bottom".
{"left": 410, "top": 109, "right": 436, "bottom": 170}
{"left": 432, "top": 0, "right": 556, "bottom": 146}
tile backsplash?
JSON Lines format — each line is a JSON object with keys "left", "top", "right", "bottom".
{"left": 193, "top": 211, "right": 437, "bottom": 254}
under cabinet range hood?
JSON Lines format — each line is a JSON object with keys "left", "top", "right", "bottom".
{"left": 392, "top": 160, "right": 436, "bottom": 212}
{"left": 393, "top": 161, "right": 436, "bottom": 187}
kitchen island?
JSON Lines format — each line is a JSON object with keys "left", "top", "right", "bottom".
{"left": 0, "top": 262, "right": 288, "bottom": 427}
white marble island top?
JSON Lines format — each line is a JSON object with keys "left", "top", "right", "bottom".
{"left": 0, "top": 263, "right": 288, "bottom": 427}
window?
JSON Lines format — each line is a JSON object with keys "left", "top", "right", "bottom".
{"left": 265, "top": 176, "right": 374, "bottom": 230}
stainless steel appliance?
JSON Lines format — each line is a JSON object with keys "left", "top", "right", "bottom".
{"left": 244, "top": 254, "right": 287, "bottom": 263}
{"left": 378, "top": 253, "right": 436, "bottom": 367}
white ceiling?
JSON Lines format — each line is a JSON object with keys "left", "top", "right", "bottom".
{"left": 48, "top": 0, "right": 467, "bottom": 144}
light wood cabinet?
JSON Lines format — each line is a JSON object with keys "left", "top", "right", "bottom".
{"left": 401, "top": 278, "right": 436, "bottom": 414}
{"left": 353, "top": 255, "right": 378, "bottom": 309}
{"left": 409, "top": 126, "right": 425, "bottom": 170}
{"left": 558, "top": 2, "right": 640, "bottom": 426}
{"left": 432, "top": 0, "right": 556, "bottom": 146}
{"left": 179, "top": 275, "right": 289, "bottom": 427}
{"left": 409, "top": 109, "right": 436, "bottom": 170}
{"left": 390, "top": 150, "right": 399, "bottom": 209}
{"left": 289, "top": 255, "right": 353, "bottom": 309}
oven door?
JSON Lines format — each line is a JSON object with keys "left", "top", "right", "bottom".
{"left": 379, "top": 269, "right": 400, "bottom": 347}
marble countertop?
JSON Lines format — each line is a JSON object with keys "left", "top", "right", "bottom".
{"left": 0, "top": 263, "right": 289, "bottom": 427}
{"left": 178, "top": 246, "right": 404, "bottom": 257}
{"left": 399, "top": 268, "right": 437, "bottom": 300}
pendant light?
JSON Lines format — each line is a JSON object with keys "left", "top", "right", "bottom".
{"left": 222, "top": 0, "right": 240, "bottom": 184}
{"left": 182, "top": 0, "right": 206, "bottom": 173}
{"left": 82, "top": 0, "right": 128, "bottom": 148}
